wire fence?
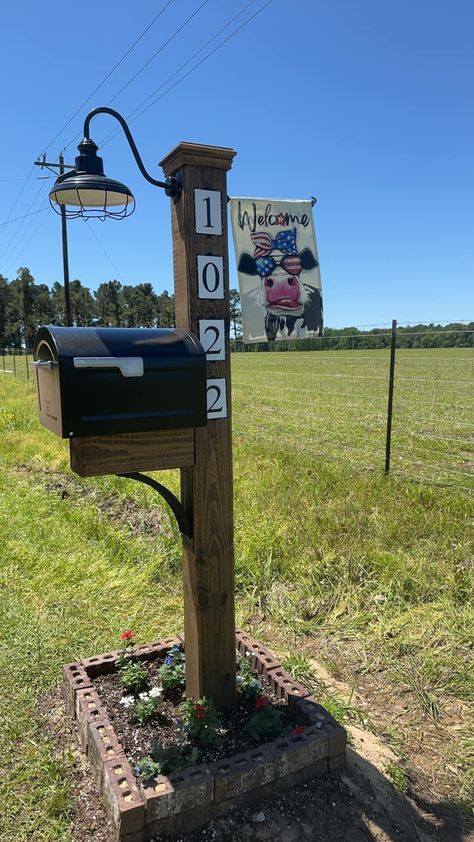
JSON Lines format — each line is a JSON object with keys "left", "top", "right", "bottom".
{"left": 1, "top": 326, "right": 473, "bottom": 494}
{"left": 231, "top": 325, "right": 473, "bottom": 495}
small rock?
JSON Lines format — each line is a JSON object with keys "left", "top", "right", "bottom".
{"left": 281, "top": 827, "right": 299, "bottom": 842}
{"left": 252, "top": 811, "right": 266, "bottom": 823}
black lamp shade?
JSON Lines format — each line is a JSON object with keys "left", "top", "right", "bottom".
{"left": 49, "top": 174, "right": 134, "bottom": 208}
{"left": 49, "top": 136, "right": 135, "bottom": 219}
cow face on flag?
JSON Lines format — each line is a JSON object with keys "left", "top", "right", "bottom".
{"left": 251, "top": 229, "right": 308, "bottom": 317}
{"left": 230, "top": 199, "right": 323, "bottom": 344}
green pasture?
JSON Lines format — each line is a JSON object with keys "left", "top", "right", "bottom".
{"left": 0, "top": 348, "right": 473, "bottom": 839}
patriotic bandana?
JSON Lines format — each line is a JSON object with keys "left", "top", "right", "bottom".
{"left": 251, "top": 228, "right": 298, "bottom": 257}
{"left": 251, "top": 228, "right": 301, "bottom": 277}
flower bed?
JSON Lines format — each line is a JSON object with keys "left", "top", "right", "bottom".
{"left": 64, "top": 629, "right": 346, "bottom": 841}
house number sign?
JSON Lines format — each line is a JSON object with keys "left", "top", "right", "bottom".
{"left": 194, "top": 188, "right": 228, "bottom": 419}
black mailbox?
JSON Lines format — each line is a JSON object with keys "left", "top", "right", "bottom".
{"left": 32, "top": 326, "right": 206, "bottom": 438}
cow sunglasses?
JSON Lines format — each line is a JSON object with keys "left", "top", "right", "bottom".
{"left": 255, "top": 254, "right": 302, "bottom": 278}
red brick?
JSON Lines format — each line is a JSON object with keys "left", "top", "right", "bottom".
{"left": 271, "top": 730, "right": 328, "bottom": 779}
{"left": 272, "top": 758, "right": 328, "bottom": 791}
{"left": 329, "top": 752, "right": 347, "bottom": 771}
{"left": 145, "top": 764, "right": 213, "bottom": 822}
{"left": 235, "top": 631, "right": 281, "bottom": 676}
{"left": 88, "top": 721, "right": 126, "bottom": 789}
{"left": 82, "top": 650, "right": 120, "bottom": 677}
{"left": 210, "top": 743, "right": 276, "bottom": 802}
{"left": 293, "top": 697, "right": 347, "bottom": 757}
{"left": 293, "top": 697, "right": 331, "bottom": 726}
{"left": 75, "top": 687, "right": 108, "bottom": 751}
{"left": 266, "top": 666, "right": 311, "bottom": 706}
{"left": 62, "top": 662, "right": 92, "bottom": 719}
{"left": 103, "top": 757, "right": 146, "bottom": 837}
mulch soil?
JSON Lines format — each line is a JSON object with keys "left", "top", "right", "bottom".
{"left": 93, "top": 658, "right": 296, "bottom": 774}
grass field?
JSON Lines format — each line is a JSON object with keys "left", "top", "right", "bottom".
{"left": 0, "top": 347, "right": 473, "bottom": 840}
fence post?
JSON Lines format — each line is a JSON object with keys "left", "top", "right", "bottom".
{"left": 2, "top": 351, "right": 5, "bottom": 372}
{"left": 384, "top": 319, "right": 397, "bottom": 473}
{"left": 12, "top": 348, "right": 16, "bottom": 377}
{"left": 25, "top": 350, "right": 30, "bottom": 381}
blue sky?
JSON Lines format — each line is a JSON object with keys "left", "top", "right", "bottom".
{"left": 0, "top": 0, "right": 472, "bottom": 327}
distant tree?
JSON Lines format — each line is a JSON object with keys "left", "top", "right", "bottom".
{"left": 0, "top": 275, "right": 8, "bottom": 346}
{"left": 121, "top": 283, "right": 158, "bottom": 327}
{"left": 229, "top": 288, "right": 242, "bottom": 340}
{"left": 157, "top": 290, "right": 175, "bottom": 327}
{"left": 94, "top": 280, "right": 122, "bottom": 326}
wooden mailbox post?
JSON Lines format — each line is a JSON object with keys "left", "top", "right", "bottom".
{"left": 161, "top": 143, "right": 237, "bottom": 708}
{"left": 68, "top": 142, "right": 237, "bottom": 709}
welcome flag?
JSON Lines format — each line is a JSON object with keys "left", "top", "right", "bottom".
{"left": 230, "top": 198, "right": 323, "bottom": 343}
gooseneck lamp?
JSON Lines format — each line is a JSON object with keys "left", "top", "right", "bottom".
{"left": 49, "top": 107, "right": 181, "bottom": 220}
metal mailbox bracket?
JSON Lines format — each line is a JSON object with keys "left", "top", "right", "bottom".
{"left": 116, "top": 471, "right": 193, "bottom": 548}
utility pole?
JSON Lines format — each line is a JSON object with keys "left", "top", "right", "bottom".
{"left": 34, "top": 154, "right": 74, "bottom": 326}
{"left": 58, "top": 154, "right": 73, "bottom": 326}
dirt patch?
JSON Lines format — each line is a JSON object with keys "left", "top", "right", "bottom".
{"left": 38, "top": 683, "right": 473, "bottom": 842}
{"left": 15, "top": 463, "right": 171, "bottom": 540}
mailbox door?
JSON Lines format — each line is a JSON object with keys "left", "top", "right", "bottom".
{"left": 33, "top": 339, "right": 62, "bottom": 436}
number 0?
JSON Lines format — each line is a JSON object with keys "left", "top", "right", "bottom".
{"left": 197, "top": 256, "right": 224, "bottom": 299}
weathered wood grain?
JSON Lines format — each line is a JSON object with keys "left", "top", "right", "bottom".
{"left": 69, "top": 429, "right": 195, "bottom": 477}
{"left": 161, "top": 143, "right": 237, "bottom": 708}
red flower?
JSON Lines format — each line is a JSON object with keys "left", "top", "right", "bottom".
{"left": 120, "top": 630, "right": 135, "bottom": 641}
{"left": 255, "top": 695, "right": 269, "bottom": 711}
{"left": 195, "top": 704, "right": 207, "bottom": 720}
{"left": 292, "top": 725, "right": 305, "bottom": 735}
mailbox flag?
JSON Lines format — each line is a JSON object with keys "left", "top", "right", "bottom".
{"left": 230, "top": 198, "right": 323, "bottom": 343}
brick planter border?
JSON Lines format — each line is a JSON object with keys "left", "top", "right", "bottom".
{"left": 64, "top": 630, "right": 346, "bottom": 840}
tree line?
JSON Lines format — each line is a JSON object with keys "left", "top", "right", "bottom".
{"left": 0, "top": 268, "right": 471, "bottom": 350}
{"left": 0, "top": 268, "right": 176, "bottom": 348}
{"left": 238, "top": 322, "right": 474, "bottom": 351}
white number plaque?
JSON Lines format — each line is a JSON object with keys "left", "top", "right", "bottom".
{"left": 206, "top": 378, "right": 227, "bottom": 419}
{"left": 194, "top": 189, "right": 222, "bottom": 235}
{"left": 199, "top": 320, "right": 225, "bottom": 361}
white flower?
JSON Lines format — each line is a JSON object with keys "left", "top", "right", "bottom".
{"left": 139, "top": 691, "right": 150, "bottom": 700}
{"left": 149, "top": 687, "right": 163, "bottom": 698}
{"left": 120, "top": 695, "right": 135, "bottom": 708}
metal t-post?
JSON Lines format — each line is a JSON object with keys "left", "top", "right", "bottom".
{"left": 385, "top": 319, "right": 397, "bottom": 473}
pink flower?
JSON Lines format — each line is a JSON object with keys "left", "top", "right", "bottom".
{"left": 255, "top": 695, "right": 269, "bottom": 711}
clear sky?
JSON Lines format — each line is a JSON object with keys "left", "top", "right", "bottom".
{"left": 0, "top": 0, "right": 472, "bottom": 328}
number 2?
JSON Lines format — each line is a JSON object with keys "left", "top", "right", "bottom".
{"left": 207, "top": 378, "right": 227, "bottom": 419}
{"left": 199, "top": 319, "right": 225, "bottom": 360}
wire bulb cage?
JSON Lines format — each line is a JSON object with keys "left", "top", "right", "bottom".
{"left": 49, "top": 189, "right": 135, "bottom": 221}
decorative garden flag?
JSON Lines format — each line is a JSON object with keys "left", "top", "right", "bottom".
{"left": 230, "top": 198, "right": 323, "bottom": 343}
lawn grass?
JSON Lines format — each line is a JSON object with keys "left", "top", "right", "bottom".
{"left": 0, "top": 347, "right": 472, "bottom": 839}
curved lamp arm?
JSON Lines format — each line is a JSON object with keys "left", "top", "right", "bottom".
{"left": 83, "top": 107, "right": 181, "bottom": 197}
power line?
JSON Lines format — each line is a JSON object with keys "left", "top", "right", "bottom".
{"left": 85, "top": 222, "right": 125, "bottom": 283}
{"left": 0, "top": 165, "right": 36, "bottom": 240}
{"left": 0, "top": 180, "right": 47, "bottom": 265}
{"left": 41, "top": 0, "right": 177, "bottom": 157}
{"left": 103, "top": 0, "right": 275, "bottom": 145}
{"left": 62, "top": 0, "right": 210, "bottom": 154}
{"left": 0, "top": 207, "right": 50, "bottom": 227}
{"left": 107, "top": 0, "right": 211, "bottom": 107}
{"left": 100, "top": 0, "right": 260, "bottom": 147}
{"left": 4, "top": 212, "right": 50, "bottom": 277}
